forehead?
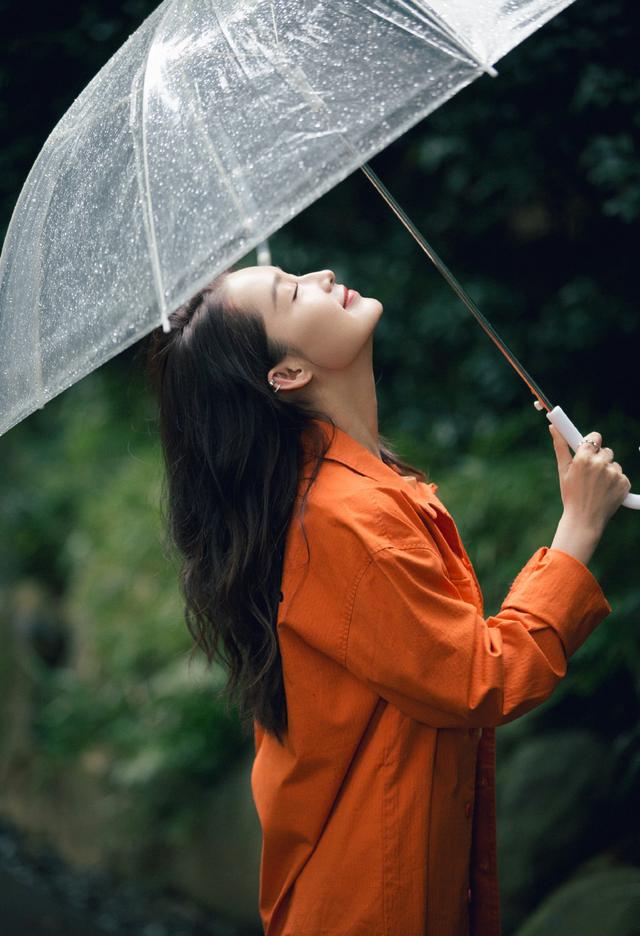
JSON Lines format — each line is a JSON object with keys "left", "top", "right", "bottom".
{"left": 228, "top": 265, "right": 276, "bottom": 289}
{"left": 225, "top": 265, "right": 277, "bottom": 306}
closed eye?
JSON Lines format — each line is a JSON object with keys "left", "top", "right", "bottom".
{"left": 293, "top": 284, "right": 298, "bottom": 301}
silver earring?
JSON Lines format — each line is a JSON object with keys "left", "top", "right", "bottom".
{"left": 269, "top": 378, "right": 280, "bottom": 393}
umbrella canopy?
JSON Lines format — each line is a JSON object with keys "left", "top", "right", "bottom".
{"left": 0, "top": 0, "right": 577, "bottom": 438}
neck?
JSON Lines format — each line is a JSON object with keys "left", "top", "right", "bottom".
{"left": 310, "top": 335, "right": 381, "bottom": 459}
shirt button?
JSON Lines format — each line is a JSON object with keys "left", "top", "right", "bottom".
{"left": 465, "top": 802, "right": 472, "bottom": 818}
{"left": 467, "top": 887, "right": 472, "bottom": 903}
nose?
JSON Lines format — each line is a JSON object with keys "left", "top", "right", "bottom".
{"left": 316, "top": 269, "right": 335, "bottom": 292}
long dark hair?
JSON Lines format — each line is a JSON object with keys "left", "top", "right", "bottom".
{"left": 145, "top": 270, "right": 428, "bottom": 745}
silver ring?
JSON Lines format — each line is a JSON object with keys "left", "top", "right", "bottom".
{"left": 581, "top": 438, "right": 600, "bottom": 451}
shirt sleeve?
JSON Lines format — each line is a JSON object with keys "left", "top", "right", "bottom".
{"left": 345, "top": 544, "right": 612, "bottom": 729}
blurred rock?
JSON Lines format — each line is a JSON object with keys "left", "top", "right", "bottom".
{"left": 0, "top": 816, "right": 254, "bottom": 936}
{"left": 497, "top": 730, "right": 613, "bottom": 931}
{"left": 514, "top": 863, "right": 640, "bottom": 936}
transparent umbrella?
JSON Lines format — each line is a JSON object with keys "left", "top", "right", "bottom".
{"left": 0, "top": 0, "right": 637, "bottom": 506}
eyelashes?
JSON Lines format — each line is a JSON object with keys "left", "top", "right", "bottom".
{"left": 293, "top": 284, "right": 299, "bottom": 301}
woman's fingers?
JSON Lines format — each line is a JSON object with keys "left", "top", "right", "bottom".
{"left": 549, "top": 424, "right": 573, "bottom": 473}
{"left": 551, "top": 426, "right": 629, "bottom": 526}
{"left": 576, "top": 433, "right": 603, "bottom": 458}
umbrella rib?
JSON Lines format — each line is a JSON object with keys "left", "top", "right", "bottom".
{"left": 132, "top": 0, "right": 182, "bottom": 334}
{"left": 31, "top": 149, "right": 62, "bottom": 411}
{"left": 140, "top": 89, "right": 167, "bottom": 331}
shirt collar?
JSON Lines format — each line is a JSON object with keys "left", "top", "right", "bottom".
{"left": 301, "top": 419, "right": 441, "bottom": 518}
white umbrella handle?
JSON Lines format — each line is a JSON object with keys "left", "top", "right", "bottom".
{"left": 546, "top": 405, "right": 640, "bottom": 510}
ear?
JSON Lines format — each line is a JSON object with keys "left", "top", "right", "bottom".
{"left": 268, "top": 357, "right": 313, "bottom": 393}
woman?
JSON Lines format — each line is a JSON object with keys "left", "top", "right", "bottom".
{"left": 146, "top": 265, "right": 630, "bottom": 936}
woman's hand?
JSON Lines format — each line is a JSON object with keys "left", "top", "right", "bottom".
{"left": 549, "top": 424, "right": 631, "bottom": 536}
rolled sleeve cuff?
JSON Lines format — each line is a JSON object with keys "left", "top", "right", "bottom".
{"left": 500, "top": 546, "right": 613, "bottom": 659}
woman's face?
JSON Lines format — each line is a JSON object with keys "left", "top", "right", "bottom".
{"left": 223, "top": 265, "right": 383, "bottom": 370}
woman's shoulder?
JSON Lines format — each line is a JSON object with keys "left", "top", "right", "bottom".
{"left": 297, "top": 462, "right": 440, "bottom": 557}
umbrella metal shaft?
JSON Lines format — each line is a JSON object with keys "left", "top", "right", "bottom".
{"left": 359, "top": 162, "right": 553, "bottom": 413}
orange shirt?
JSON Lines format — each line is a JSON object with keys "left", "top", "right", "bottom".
{"left": 251, "top": 420, "right": 612, "bottom": 935}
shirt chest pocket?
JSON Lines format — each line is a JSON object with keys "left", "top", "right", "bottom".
{"left": 417, "top": 505, "right": 467, "bottom": 568}
{"left": 416, "top": 508, "right": 484, "bottom": 612}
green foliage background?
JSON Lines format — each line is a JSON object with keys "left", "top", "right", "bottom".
{"left": 1, "top": 0, "right": 638, "bottom": 932}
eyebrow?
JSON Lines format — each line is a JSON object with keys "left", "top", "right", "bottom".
{"left": 271, "top": 271, "right": 281, "bottom": 311}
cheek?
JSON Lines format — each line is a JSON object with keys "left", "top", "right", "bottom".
{"left": 295, "top": 312, "right": 370, "bottom": 369}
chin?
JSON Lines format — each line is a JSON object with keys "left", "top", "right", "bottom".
{"left": 359, "top": 295, "right": 382, "bottom": 311}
